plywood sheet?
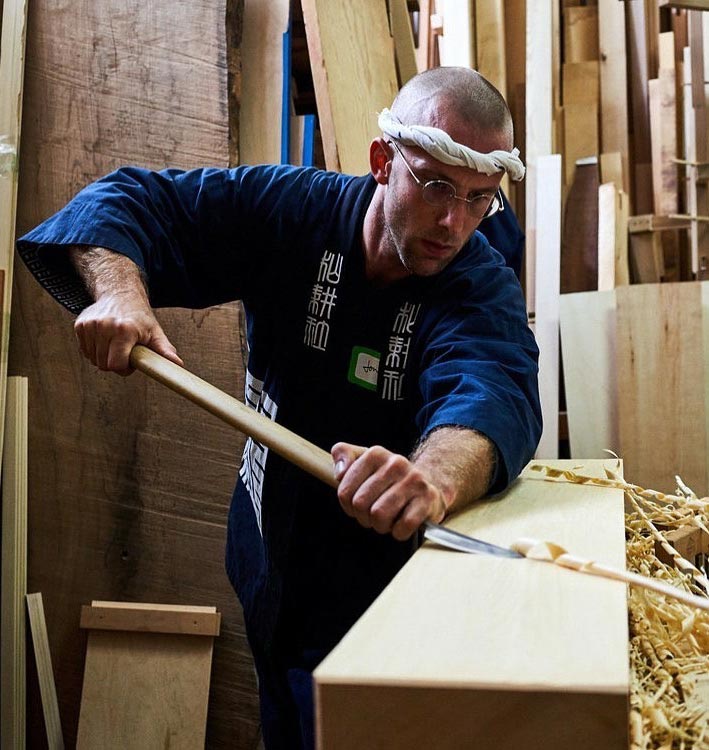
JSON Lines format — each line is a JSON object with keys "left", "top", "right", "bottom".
{"left": 616, "top": 283, "right": 707, "bottom": 495}
{"left": 301, "top": 0, "right": 398, "bottom": 174}
{"left": 9, "top": 2, "right": 258, "bottom": 747}
{"left": 563, "top": 104, "right": 598, "bottom": 186}
{"left": 315, "top": 459, "right": 629, "bottom": 750}
{"left": 559, "top": 290, "right": 618, "bottom": 459}
{"left": 77, "top": 630, "right": 214, "bottom": 749}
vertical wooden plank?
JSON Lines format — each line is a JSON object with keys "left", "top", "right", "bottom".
{"left": 690, "top": 11, "right": 709, "bottom": 277}
{"left": 525, "top": 0, "right": 553, "bottom": 314}
{"left": 436, "top": 0, "right": 475, "bottom": 67}
{"left": 564, "top": 6, "right": 599, "bottom": 63}
{"left": 600, "top": 152, "right": 624, "bottom": 191}
{"left": 10, "top": 2, "right": 258, "bottom": 747}
{"left": 626, "top": 0, "right": 654, "bottom": 214}
{"left": 475, "top": 0, "right": 506, "bottom": 97}
{"left": 649, "top": 72, "right": 678, "bottom": 216}
{"left": 598, "top": 182, "right": 617, "bottom": 291}
{"left": 598, "top": 0, "right": 630, "bottom": 194}
{"left": 628, "top": 232, "right": 663, "bottom": 282}
{"left": 559, "top": 290, "right": 618, "bottom": 459}
{"left": 616, "top": 282, "right": 707, "bottom": 495}
{"left": 1, "top": 374, "right": 27, "bottom": 750}
{"left": 301, "top": 0, "right": 399, "bottom": 174}
{"left": 533, "top": 154, "right": 562, "bottom": 459}
{"left": 615, "top": 190, "right": 630, "bottom": 286}
{"left": 414, "top": 0, "right": 431, "bottom": 72}
{"left": 389, "top": 0, "right": 418, "bottom": 85}
{"left": 503, "top": 0, "right": 525, "bottom": 217}
{"left": 26, "top": 593, "right": 64, "bottom": 750}
{"left": 561, "top": 158, "right": 600, "bottom": 293}
{"left": 0, "top": 0, "right": 28, "bottom": 471}
{"left": 240, "top": 0, "right": 289, "bottom": 165}
{"left": 683, "top": 44, "right": 699, "bottom": 274}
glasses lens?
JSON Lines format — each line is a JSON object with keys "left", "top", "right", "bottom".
{"left": 421, "top": 180, "right": 456, "bottom": 207}
{"left": 482, "top": 193, "right": 502, "bottom": 219}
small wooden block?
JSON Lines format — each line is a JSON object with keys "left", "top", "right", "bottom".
{"left": 80, "top": 605, "right": 221, "bottom": 636}
{"left": 654, "top": 525, "right": 709, "bottom": 567}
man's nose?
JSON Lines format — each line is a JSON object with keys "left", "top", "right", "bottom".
{"left": 437, "top": 199, "right": 469, "bottom": 233}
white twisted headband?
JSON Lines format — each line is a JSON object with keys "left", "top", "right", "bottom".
{"left": 378, "top": 108, "right": 525, "bottom": 181}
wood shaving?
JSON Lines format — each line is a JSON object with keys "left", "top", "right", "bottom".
{"left": 530, "top": 463, "right": 709, "bottom": 749}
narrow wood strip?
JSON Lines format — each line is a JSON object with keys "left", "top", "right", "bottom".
{"left": 597, "top": 183, "right": 616, "bottom": 291}
{"left": 628, "top": 214, "right": 692, "bottom": 232}
{"left": 533, "top": 154, "right": 562, "bottom": 459}
{"left": 240, "top": 0, "right": 289, "bottom": 165}
{"left": 598, "top": 0, "right": 630, "bottom": 194}
{"left": 389, "top": 0, "right": 418, "bottom": 85}
{"left": 525, "top": 0, "right": 553, "bottom": 313}
{"left": 80, "top": 605, "right": 221, "bottom": 637}
{"left": 475, "top": 0, "right": 506, "bottom": 97}
{"left": 0, "top": 0, "right": 28, "bottom": 471}
{"left": 1, "top": 374, "right": 27, "bottom": 750}
{"left": 615, "top": 191, "right": 630, "bottom": 286}
{"left": 26, "top": 593, "right": 64, "bottom": 750}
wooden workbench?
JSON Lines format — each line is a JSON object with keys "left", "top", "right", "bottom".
{"left": 314, "top": 460, "right": 629, "bottom": 749}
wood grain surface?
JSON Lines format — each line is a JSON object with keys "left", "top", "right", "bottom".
{"left": 315, "top": 459, "right": 629, "bottom": 750}
{"left": 9, "top": 1, "right": 259, "bottom": 747}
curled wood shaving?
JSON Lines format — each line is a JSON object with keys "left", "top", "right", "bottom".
{"left": 531, "top": 463, "right": 709, "bottom": 749}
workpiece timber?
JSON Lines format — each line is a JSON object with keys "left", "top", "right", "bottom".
{"left": 315, "top": 460, "right": 629, "bottom": 750}
{"left": 301, "top": 0, "right": 398, "bottom": 174}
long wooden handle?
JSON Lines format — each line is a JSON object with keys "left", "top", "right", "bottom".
{"left": 129, "top": 345, "right": 338, "bottom": 488}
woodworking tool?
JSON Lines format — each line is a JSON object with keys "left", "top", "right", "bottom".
{"left": 128, "top": 344, "right": 520, "bottom": 558}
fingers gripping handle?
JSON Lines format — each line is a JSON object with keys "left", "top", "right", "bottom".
{"left": 129, "top": 345, "right": 338, "bottom": 489}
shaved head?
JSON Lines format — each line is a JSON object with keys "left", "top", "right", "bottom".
{"left": 391, "top": 67, "right": 513, "bottom": 149}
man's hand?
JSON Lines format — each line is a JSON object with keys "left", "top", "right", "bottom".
{"left": 331, "top": 442, "right": 449, "bottom": 541}
{"left": 74, "top": 293, "right": 182, "bottom": 375}
{"left": 71, "top": 246, "right": 183, "bottom": 375}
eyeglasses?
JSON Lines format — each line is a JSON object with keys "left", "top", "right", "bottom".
{"left": 390, "top": 141, "right": 504, "bottom": 220}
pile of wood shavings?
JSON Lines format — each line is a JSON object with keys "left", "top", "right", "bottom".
{"left": 530, "top": 464, "right": 709, "bottom": 749}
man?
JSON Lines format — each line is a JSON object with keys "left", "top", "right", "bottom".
{"left": 18, "top": 67, "right": 541, "bottom": 749}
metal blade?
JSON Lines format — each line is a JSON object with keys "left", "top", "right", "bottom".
{"left": 423, "top": 522, "right": 523, "bottom": 558}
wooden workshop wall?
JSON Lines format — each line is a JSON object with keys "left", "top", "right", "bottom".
{"left": 8, "top": 1, "right": 261, "bottom": 747}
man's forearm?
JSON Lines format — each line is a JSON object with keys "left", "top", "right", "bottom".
{"left": 410, "top": 426, "right": 496, "bottom": 515}
{"left": 69, "top": 245, "right": 148, "bottom": 302}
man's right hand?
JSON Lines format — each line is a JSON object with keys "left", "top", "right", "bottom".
{"left": 70, "top": 246, "right": 183, "bottom": 375}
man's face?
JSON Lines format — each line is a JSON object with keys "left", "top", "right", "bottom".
{"left": 381, "top": 117, "right": 507, "bottom": 278}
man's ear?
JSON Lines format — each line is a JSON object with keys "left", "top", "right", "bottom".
{"left": 369, "top": 138, "right": 392, "bottom": 185}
